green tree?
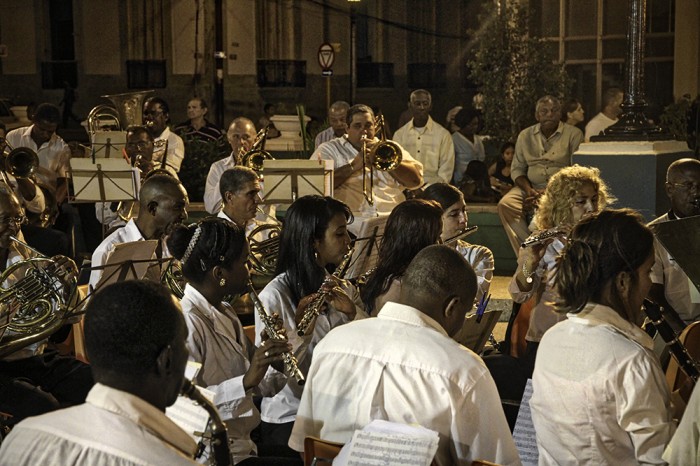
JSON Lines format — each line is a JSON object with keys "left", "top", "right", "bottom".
{"left": 468, "top": 1, "right": 572, "bottom": 146}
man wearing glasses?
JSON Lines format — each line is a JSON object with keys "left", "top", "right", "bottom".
{"left": 648, "top": 158, "right": 700, "bottom": 325}
{"left": 143, "top": 97, "right": 185, "bottom": 174}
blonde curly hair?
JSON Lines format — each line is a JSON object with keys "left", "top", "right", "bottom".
{"left": 534, "top": 165, "right": 614, "bottom": 230}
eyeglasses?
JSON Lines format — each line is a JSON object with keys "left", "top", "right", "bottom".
{"left": 126, "top": 142, "right": 152, "bottom": 150}
{"left": 668, "top": 182, "right": 700, "bottom": 193}
{"left": 143, "top": 110, "right": 165, "bottom": 117}
{"left": 0, "top": 215, "right": 27, "bottom": 226}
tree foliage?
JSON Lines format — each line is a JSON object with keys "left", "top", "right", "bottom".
{"left": 468, "top": 1, "right": 572, "bottom": 145}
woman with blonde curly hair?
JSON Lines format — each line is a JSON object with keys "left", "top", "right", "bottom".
{"left": 509, "top": 164, "right": 614, "bottom": 373}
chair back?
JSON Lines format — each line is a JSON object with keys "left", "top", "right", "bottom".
{"left": 304, "top": 436, "right": 344, "bottom": 466}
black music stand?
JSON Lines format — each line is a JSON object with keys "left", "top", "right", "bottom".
{"left": 652, "top": 215, "right": 700, "bottom": 294}
{"left": 90, "top": 130, "right": 127, "bottom": 159}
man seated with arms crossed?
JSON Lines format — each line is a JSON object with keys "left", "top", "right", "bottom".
{"left": 289, "top": 245, "right": 520, "bottom": 466}
{"left": 205, "top": 117, "right": 257, "bottom": 214}
{"left": 312, "top": 104, "right": 423, "bottom": 215}
{"left": 0, "top": 280, "right": 199, "bottom": 465}
{"left": 648, "top": 158, "right": 700, "bottom": 327}
{"left": 89, "top": 174, "right": 189, "bottom": 294}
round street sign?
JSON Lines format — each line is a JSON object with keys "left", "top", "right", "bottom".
{"left": 318, "top": 43, "right": 335, "bottom": 71}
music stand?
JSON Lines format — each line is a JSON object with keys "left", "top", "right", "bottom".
{"left": 90, "top": 130, "right": 127, "bottom": 159}
{"left": 68, "top": 158, "right": 139, "bottom": 204}
{"left": 90, "top": 240, "right": 162, "bottom": 294}
{"left": 261, "top": 159, "right": 332, "bottom": 205}
{"left": 652, "top": 215, "right": 700, "bottom": 293}
{"left": 453, "top": 310, "right": 503, "bottom": 354}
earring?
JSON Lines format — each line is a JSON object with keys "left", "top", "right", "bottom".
{"left": 314, "top": 250, "right": 319, "bottom": 260}
{"left": 219, "top": 278, "right": 226, "bottom": 287}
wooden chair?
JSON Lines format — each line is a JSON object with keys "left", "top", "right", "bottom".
{"left": 303, "top": 436, "right": 344, "bottom": 466}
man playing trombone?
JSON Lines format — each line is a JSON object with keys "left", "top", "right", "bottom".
{"left": 312, "top": 104, "right": 423, "bottom": 215}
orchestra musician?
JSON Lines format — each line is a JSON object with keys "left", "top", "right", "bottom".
{"left": 88, "top": 174, "right": 189, "bottom": 294}
{"left": 143, "top": 97, "right": 185, "bottom": 174}
{"left": 217, "top": 166, "right": 264, "bottom": 233}
{"left": 289, "top": 245, "right": 521, "bottom": 466}
{"left": 421, "top": 183, "right": 494, "bottom": 305}
{"left": 360, "top": 199, "right": 442, "bottom": 316}
{"left": 167, "top": 218, "right": 297, "bottom": 465}
{"left": 254, "top": 195, "right": 367, "bottom": 453}
{"left": 509, "top": 164, "right": 611, "bottom": 372}
{"left": 529, "top": 209, "right": 675, "bottom": 465}
{"left": 0, "top": 186, "right": 91, "bottom": 427}
{"left": 312, "top": 104, "right": 423, "bottom": 214}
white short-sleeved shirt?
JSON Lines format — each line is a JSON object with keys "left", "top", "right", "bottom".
{"left": 153, "top": 127, "right": 185, "bottom": 173}
{"left": 5, "top": 125, "right": 70, "bottom": 189}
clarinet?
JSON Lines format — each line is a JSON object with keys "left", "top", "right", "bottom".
{"left": 180, "top": 379, "right": 231, "bottom": 466}
{"left": 521, "top": 227, "right": 568, "bottom": 248}
{"left": 643, "top": 299, "right": 700, "bottom": 382}
{"left": 248, "top": 280, "right": 305, "bottom": 385}
{"left": 296, "top": 248, "right": 354, "bottom": 336}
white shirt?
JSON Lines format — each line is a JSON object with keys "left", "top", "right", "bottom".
{"left": 456, "top": 240, "right": 494, "bottom": 307}
{"left": 530, "top": 303, "right": 675, "bottom": 466}
{"left": 204, "top": 153, "right": 236, "bottom": 213}
{"left": 0, "top": 383, "right": 198, "bottom": 466}
{"left": 393, "top": 116, "right": 454, "bottom": 185}
{"left": 289, "top": 302, "right": 521, "bottom": 466}
{"left": 584, "top": 112, "right": 618, "bottom": 142}
{"left": 180, "top": 285, "right": 286, "bottom": 464}
{"left": 153, "top": 127, "right": 185, "bottom": 173}
{"left": 509, "top": 237, "right": 566, "bottom": 342}
{"left": 312, "top": 135, "right": 423, "bottom": 214}
{"left": 649, "top": 212, "right": 700, "bottom": 322}
{"left": 255, "top": 272, "right": 366, "bottom": 424}
{"left": 314, "top": 126, "right": 340, "bottom": 150}
{"left": 88, "top": 219, "right": 169, "bottom": 293}
{"left": 2, "top": 172, "right": 45, "bottom": 214}
{"left": 5, "top": 125, "right": 70, "bottom": 189}
{"left": 663, "top": 382, "right": 700, "bottom": 464}
{"left": 452, "top": 132, "right": 486, "bottom": 185}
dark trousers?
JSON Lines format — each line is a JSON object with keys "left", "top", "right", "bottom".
{"left": 0, "top": 350, "right": 93, "bottom": 426}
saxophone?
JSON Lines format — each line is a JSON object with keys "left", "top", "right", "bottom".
{"left": 180, "top": 379, "right": 231, "bottom": 466}
{"left": 296, "top": 248, "right": 354, "bottom": 337}
{"left": 248, "top": 281, "right": 305, "bottom": 385}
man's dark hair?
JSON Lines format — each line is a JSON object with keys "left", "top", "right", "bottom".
{"left": 126, "top": 125, "right": 153, "bottom": 141}
{"left": 219, "top": 166, "right": 258, "bottom": 199}
{"left": 32, "top": 103, "right": 61, "bottom": 124}
{"left": 193, "top": 97, "right": 208, "bottom": 110}
{"left": 84, "top": 280, "right": 183, "bottom": 377}
{"left": 603, "top": 88, "right": 623, "bottom": 108}
{"left": 144, "top": 97, "right": 170, "bottom": 115}
{"left": 403, "top": 244, "right": 477, "bottom": 303}
{"left": 454, "top": 107, "right": 481, "bottom": 130}
{"left": 346, "top": 104, "right": 374, "bottom": 126}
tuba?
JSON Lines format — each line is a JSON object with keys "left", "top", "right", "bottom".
{"left": 361, "top": 114, "right": 403, "bottom": 205}
{"left": 87, "top": 91, "right": 154, "bottom": 136}
{"left": 240, "top": 127, "right": 274, "bottom": 171}
{"left": 0, "top": 236, "right": 78, "bottom": 358}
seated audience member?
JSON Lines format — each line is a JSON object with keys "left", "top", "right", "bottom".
{"left": 584, "top": 87, "right": 623, "bottom": 142}
{"left": 562, "top": 98, "right": 585, "bottom": 129}
{"left": 0, "top": 186, "right": 91, "bottom": 426}
{"left": 360, "top": 199, "right": 443, "bottom": 316}
{"left": 168, "top": 218, "right": 296, "bottom": 465}
{"left": 459, "top": 160, "right": 500, "bottom": 203}
{"left": 648, "top": 158, "right": 700, "bottom": 326}
{"left": 0, "top": 280, "right": 199, "bottom": 464}
{"left": 422, "top": 183, "right": 493, "bottom": 305}
{"left": 143, "top": 96, "right": 185, "bottom": 173}
{"left": 258, "top": 103, "right": 280, "bottom": 139}
{"left": 489, "top": 142, "right": 515, "bottom": 197}
{"left": 174, "top": 97, "right": 225, "bottom": 145}
{"left": 89, "top": 174, "right": 189, "bottom": 293}
{"left": 255, "top": 195, "right": 367, "bottom": 453}
{"left": 204, "top": 117, "right": 257, "bottom": 214}
{"left": 510, "top": 165, "right": 611, "bottom": 373}
{"left": 393, "top": 90, "right": 454, "bottom": 185}
{"left": 451, "top": 107, "right": 485, "bottom": 185}
{"left": 312, "top": 104, "right": 423, "bottom": 215}
{"left": 314, "top": 101, "right": 350, "bottom": 149}
{"left": 289, "top": 245, "right": 520, "bottom": 466}
{"left": 530, "top": 209, "right": 675, "bottom": 465}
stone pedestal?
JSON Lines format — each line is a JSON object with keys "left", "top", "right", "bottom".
{"left": 265, "top": 115, "right": 311, "bottom": 152}
{"left": 574, "top": 140, "right": 692, "bottom": 221}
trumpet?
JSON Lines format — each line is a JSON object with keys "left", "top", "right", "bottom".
{"left": 248, "top": 280, "right": 305, "bottom": 385}
{"left": 361, "top": 114, "right": 403, "bottom": 206}
{"left": 521, "top": 227, "right": 568, "bottom": 248}
{"left": 443, "top": 225, "right": 479, "bottom": 245}
{"left": 296, "top": 248, "right": 354, "bottom": 336}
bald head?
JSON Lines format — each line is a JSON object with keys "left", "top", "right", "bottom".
{"left": 399, "top": 245, "right": 477, "bottom": 336}
{"left": 139, "top": 174, "right": 184, "bottom": 207}
{"left": 227, "top": 117, "right": 257, "bottom": 154}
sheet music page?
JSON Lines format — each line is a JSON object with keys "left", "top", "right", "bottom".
{"left": 93, "top": 240, "right": 160, "bottom": 292}
{"left": 166, "top": 372, "right": 214, "bottom": 442}
{"left": 513, "top": 378, "right": 539, "bottom": 466}
{"left": 334, "top": 420, "right": 438, "bottom": 466}
{"left": 452, "top": 310, "right": 502, "bottom": 353}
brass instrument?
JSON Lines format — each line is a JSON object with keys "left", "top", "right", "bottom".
{"left": 247, "top": 280, "right": 305, "bottom": 385}
{"left": 181, "top": 379, "right": 231, "bottom": 466}
{"left": 87, "top": 91, "right": 154, "bottom": 136}
{"left": 443, "top": 225, "right": 479, "bottom": 245}
{"left": 0, "top": 236, "right": 78, "bottom": 358}
{"left": 361, "top": 114, "right": 403, "bottom": 205}
{"left": 247, "top": 207, "right": 282, "bottom": 276}
{"left": 240, "top": 127, "right": 274, "bottom": 171}
{"left": 1, "top": 144, "right": 39, "bottom": 180}
{"left": 521, "top": 227, "right": 568, "bottom": 248}
{"left": 296, "top": 248, "right": 354, "bottom": 336}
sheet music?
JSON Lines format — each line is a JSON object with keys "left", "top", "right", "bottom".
{"left": 335, "top": 420, "right": 438, "bottom": 466}
{"left": 452, "top": 310, "right": 502, "bottom": 354}
{"left": 166, "top": 381, "right": 214, "bottom": 442}
{"left": 513, "top": 379, "right": 539, "bottom": 466}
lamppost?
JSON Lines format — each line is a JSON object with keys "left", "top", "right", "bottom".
{"left": 349, "top": 0, "right": 361, "bottom": 104}
{"left": 593, "top": 0, "right": 667, "bottom": 141}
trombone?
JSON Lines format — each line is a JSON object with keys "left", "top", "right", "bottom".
{"left": 361, "top": 114, "right": 403, "bottom": 206}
